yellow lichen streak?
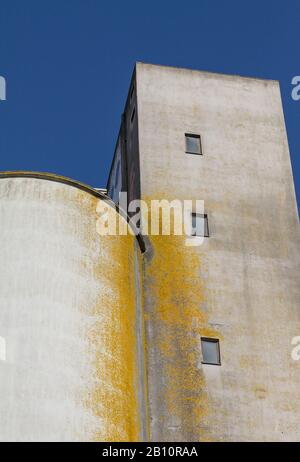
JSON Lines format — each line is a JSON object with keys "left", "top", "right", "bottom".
{"left": 142, "top": 196, "right": 220, "bottom": 441}
{"left": 75, "top": 192, "right": 141, "bottom": 442}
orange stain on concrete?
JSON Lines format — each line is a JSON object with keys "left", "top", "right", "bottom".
{"left": 74, "top": 192, "right": 141, "bottom": 441}
{"left": 142, "top": 197, "right": 221, "bottom": 440}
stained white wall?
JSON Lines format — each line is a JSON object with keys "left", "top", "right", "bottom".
{"left": 0, "top": 177, "right": 142, "bottom": 442}
{"left": 136, "top": 63, "right": 300, "bottom": 441}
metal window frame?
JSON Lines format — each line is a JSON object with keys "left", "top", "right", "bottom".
{"left": 185, "top": 133, "right": 202, "bottom": 155}
{"left": 191, "top": 213, "right": 209, "bottom": 237}
{"left": 201, "top": 337, "right": 221, "bottom": 366}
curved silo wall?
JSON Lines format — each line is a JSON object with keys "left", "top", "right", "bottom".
{"left": 0, "top": 175, "right": 144, "bottom": 442}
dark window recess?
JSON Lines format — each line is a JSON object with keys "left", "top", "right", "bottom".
{"left": 185, "top": 133, "right": 202, "bottom": 155}
{"left": 130, "top": 85, "right": 135, "bottom": 102}
{"left": 130, "top": 107, "right": 136, "bottom": 123}
{"left": 201, "top": 338, "right": 221, "bottom": 365}
{"left": 191, "top": 213, "right": 209, "bottom": 237}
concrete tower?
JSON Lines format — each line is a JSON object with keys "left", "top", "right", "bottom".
{"left": 107, "top": 63, "right": 300, "bottom": 441}
{"left": 1, "top": 63, "right": 299, "bottom": 442}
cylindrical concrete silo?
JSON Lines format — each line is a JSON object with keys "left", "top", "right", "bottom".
{"left": 0, "top": 172, "right": 146, "bottom": 442}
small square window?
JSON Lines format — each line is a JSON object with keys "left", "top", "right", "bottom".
{"left": 191, "top": 213, "right": 209, "bottom": 237}
{"left": 185, "top": 133, "right": 202, "bottom": 155}
{"left": 201, "top": 338, "right": 221, "bottom": 365}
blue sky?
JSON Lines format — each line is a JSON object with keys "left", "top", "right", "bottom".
{"left": 0, "top": 0, "right": 299, "bottom": 209}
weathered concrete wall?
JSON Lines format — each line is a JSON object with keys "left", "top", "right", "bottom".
{"left": 0, "top": 175, "right": 143, "bottom": 442}
{"left": 136, "top": 63, "right": 300, "bottom": 441}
